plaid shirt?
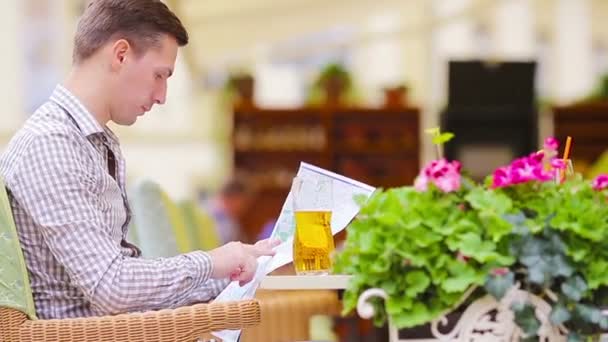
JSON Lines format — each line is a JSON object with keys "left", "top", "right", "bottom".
{"left": 0, "top": 85, "right": 228, "bottom": 319}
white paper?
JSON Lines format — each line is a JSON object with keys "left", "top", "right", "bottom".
{"left": 212, "top": 162, "right": 375, "bottom": 341}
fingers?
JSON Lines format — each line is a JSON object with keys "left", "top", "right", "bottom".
{"left": 232, "top": 239, "right": 280, "bottom": 285}
{"left": 248, "top": 238, "right": 281, "bottom": 257}
{"left": 255, "top": 238, "right": 281, "bottom": 248}
{"left": 236, "top": 255, "right": 257, "bottom": 286}
{"left": 210, "top": 239, "right": 281, "bottom": 283}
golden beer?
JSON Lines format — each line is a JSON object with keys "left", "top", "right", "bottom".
{"left": 293, "top": 210, "right": 335, "bottom": 274}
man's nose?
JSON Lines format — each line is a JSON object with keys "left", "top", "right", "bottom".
{"left": 154, "top": 85, "right": 167, "bottom": 105}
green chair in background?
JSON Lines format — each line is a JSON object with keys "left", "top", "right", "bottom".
{"left": 179, "top": 200, "right": 221, "bottom": 251}
{"left": 0, "top": 179, "right": 37, "bottom": 321}
{"left": 128, "top": 180, "right": 184, "bottom": 258}
{"left": 158, "top": 190, "right": 193, "bottom": 253}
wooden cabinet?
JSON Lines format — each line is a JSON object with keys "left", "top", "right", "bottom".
{"left": 553, "top": 102, "right": 608, "bottom": 173}
{"left": 233, "top": 105, "right": 420, "bottom": 241}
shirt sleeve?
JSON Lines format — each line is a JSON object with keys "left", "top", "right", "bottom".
{"left": 191, "top": 278, "right": 231, "bottom": 303}
{"left": 10, "top": 132, "right": 221, "bottom": 315}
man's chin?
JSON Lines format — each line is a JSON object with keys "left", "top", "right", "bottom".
{"left": 113, "top": 116, "right": 138, "bottom": 126}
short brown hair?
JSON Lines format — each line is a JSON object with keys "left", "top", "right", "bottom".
{"left": 73, "top": 0, "right": 189, "bottom": 64}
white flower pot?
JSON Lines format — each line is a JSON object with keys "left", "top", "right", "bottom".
{"left": 356, "top": 284, "right": 568, "bottom": 341}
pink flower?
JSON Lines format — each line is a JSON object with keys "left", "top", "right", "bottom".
{"left": 592, "top": 174, "right": 608, "bottom": 191}
{"left": 511, "top": 153, "right": 552, "bottom": 182}
{"left": 435, "top": 175, "right": 461, "bottom": 193}
{"left": 414, "top": 158, "right": 461, "bottom": 193}
{"left": 544, "top": 137, "right": 559, "bottom": 151}
{"left": 492, "top": 167, "right": 510, "bottom": 188}
{"left": 491, "top": 152, "right": 553, "bottom": 188}
{"left": 491, "top": 267, "right": 510, "bottom": 276}
{"left": 550, "top": 158, "right": 567, "bottom": 170}
{"left": 529, "top": 151, "right": 545, "bottom": 164}
{"left": 414, "top": 173, "right": 429, "bottom": 192}
{"left": 456, "top": 251, "right": 470, "bottom": 263}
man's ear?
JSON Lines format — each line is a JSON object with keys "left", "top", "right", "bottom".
{"left": 110, "top": 39, "right": 130, "bottom": 71}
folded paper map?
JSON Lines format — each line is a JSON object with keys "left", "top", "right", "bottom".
{"left": 212, "top": 162, "right": 375, "bottom": 342}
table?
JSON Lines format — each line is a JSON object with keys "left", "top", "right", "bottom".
{"left": 259, "top": 275, "right": 351, "bottom": 290}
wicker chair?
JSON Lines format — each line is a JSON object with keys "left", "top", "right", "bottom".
{"left": 0, "top": 180, "right": 261, "bottom": 342}
{"left": 0, "top": 301, "right": 260, "bottom": 342}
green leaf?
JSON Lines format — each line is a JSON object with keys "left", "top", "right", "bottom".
{"left": 391, "top": 302, "right": 432, "bottom": 328}
{"left": 370, "top": 255, "right": 391, "bottom": 273}
{"left": 405, "top": 271, "right": 431, "bottom": 297}
{"left": 359, "top": 231, "right": 377, "bottom": 253}
{"left": 547, "top": 232, "right": 568, "bottom": 254}
{"left": 411, "top": 228, "right": 442, "bottom": 248}
{"left": 386, "top": 295, "right": 413, "bottom": 316}
{"left": 511, "top": 301, "right": 541, "bottom": 337}
{"left": 574, "top": 303, "right": 604, "bottom": 324}
{"left": 466, "top": 187, "right": 512, "bottom": 213}
{"left": 549, "top": 304, "right": 571, "bottom": 325}
{"left": 484, "top": 271, "right": 514, "bottom": 300}
{"left": 567, "top": 332, "right": 582, "bottom": 342}
{"left": 548, "top": 254, "right": 573, "bottom": 278}
{"left": 442, "top": 260, "right": 484, "bottom": 293}
{"left": 520, "top": 238, "right": 545, "bottom": 262}
{"left": 561, "top": 276, "right": 587, "bottom": 301}
{"left": 527, "top": 259, "right": 551, "bottom": 285}
{"left": 375, "top": 212, "right": 401, "bottom": 226}
{"left": 452, "top": 233, "right": 496, "bottom": 262}
{"left": 503, "top": 212, "right": 529, "bottom": 235}
{"left": 482, "top": 214, "right": 512, "bottom": 243}
{"left": 585, "top": 260, "right": 608, "bottom": 290}
{"left": 518, "top": 239, "right": 554, "bottom": 285}
{"left": 432, "top": 132, "right": 454, "bottom": 145}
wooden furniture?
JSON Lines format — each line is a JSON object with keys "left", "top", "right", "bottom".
{"left": 260, "top": 275, "right": 352, "bottom": 290}
{"left": 233, "top": 105, "right": 420, "bottom": 240}
{"left": 1, "top": 302, "right": 260, "bottom": 342}
{"left": 553, "top": 101, "right": 608, "bottom": 174}
{"left": 241, "top": 289, "right": 342, "bottom": 342}
{"left": 257, "top": 275, "right": 387, "bottom": 342}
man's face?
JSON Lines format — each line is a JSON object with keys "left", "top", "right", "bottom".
{"left": 109, "top": 34, "right": 178, "bottom": 126}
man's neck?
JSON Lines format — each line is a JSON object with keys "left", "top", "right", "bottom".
{"left": 63, "top": 64, "right": 111, "bottom": 127}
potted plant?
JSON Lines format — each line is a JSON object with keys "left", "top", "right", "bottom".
{"left": 312, "top": 63, "right": 353, "bottom": 106}
{"left": 225, "top": 71, "right": 255, "bottom": 108}
{"left": 334, "top": 132, "right": 608, "bottom": 341}
{"left": 383, "top": 84, "right": 409, "bottom": 108}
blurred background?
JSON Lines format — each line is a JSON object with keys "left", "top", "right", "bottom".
{"left": 3, "top": 0, "right": 608, "bottom": 242}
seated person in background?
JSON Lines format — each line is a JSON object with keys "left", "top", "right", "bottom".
{"left": 0, "top": 0, "right": 277, "bottom": 319}
{"left": 205, "top": 179, "right": 251, "bottom": 244}
{"left": 258, "top": 218, "right": 277, "bottom": 241}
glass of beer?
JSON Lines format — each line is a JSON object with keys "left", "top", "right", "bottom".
{"left": 292, "top": 177, "right": 335, "bottom": 275}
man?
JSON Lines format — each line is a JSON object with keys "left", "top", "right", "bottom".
{"left": 0, "top": 0, "right": 277, "bottom": 319}
{"left": 205, "top": 178, "right": 250, "bottom": 244}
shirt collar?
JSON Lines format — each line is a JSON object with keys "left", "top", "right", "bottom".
{"left": 50, "top": 84, "right": 105, "bottom": 137}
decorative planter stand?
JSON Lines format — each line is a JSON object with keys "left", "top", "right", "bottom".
{"left": 356, "top": 284, "right": 568, "bottom": 341}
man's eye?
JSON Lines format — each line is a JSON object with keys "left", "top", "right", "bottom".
{"left": 155, "top": 74, "right": 163, "bottom": 80}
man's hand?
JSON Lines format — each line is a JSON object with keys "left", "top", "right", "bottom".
{"left": 208, "top": 238, "right": 281, "bottom": 286}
